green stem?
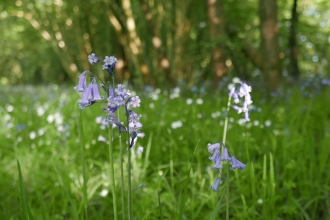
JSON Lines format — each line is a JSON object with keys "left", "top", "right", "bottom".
{"left": 76, "top": 105, "right": 88, "bottom": 219}
{"left": 108, "top": 127, "right": 118, "bottom": 220}
{"left": 118, "top": 124, "right": 126, "bottom": 220}
{"left": 126, "top": 113, "right": 132, "bottom": 220}
{"left": 221, "top": 95, "right": 232, "bottom": 220}
{"left": 222, "top": 95, "right": 231, "bottom": 146}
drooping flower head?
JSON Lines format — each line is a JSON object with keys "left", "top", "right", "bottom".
{"left": 75, "top": 53, "right": 143, "bottom": 149}
{"left": 207, "top": 142, "right": 246, "bottom": 191}
{"left": 210, "top": 178, "right": 221, "bottom": 191}
{"left": 230, "top": 156, "right": 246, "bottom": 170}
{"left": 74, "top": 71, "right": 87, "bottom": 92}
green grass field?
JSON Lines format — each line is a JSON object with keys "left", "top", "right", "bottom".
{"left": 0, "top": 84, "right": 329, "bottom": 220}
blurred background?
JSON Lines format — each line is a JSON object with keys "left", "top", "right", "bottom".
{"left": 0, "top": 0, "right": 329, "bottom": 90}
{"left": 1, "top": 1, "right": 330, "bottom": 219}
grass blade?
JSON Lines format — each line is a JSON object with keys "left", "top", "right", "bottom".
{"left": 209, "top": 196, "right": 224, "bottom": 220}
{"left": 158, "top": 191, "right": 163, "bottom": 220}
{"left": 17, "top": 160, "right": 34, "bottom": 220}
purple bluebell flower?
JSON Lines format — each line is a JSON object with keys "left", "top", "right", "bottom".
{"left": 74, "top": 71, "right": 87, "bottom": 92}
{"left": 128, "top": 96, "right": 141, "bottom": 108}
{"left": 238, "top": 82, "right": 251, "bottom": 97}
{"left": 91, "top": 83, "right": 103, "bottom": 101}
{"left": 220, "top": 146, "right": 230, "bottom": 161}
{"left": 115, "top": 84, "right": 128, "bottom": 96}
{"left": 232, "top": 105, "right": 242, "bottom": 113}
{"left": 213, "top": 156, "right": 222, "bottom": 169}
{"left": 88, "top": 53, "right": 100, "bottom": 65}
{"left": 207, "top": 143, "right": 220, "bottom": 153}
{"left": 115, "top": 84, "right": 131, "bottom": 100}
{"left": 230, "top": 156, "right": 246, "bottom": 170}
{"left": 229, "top": 79, "right": 253, "bottom": 122}
{"left": 107, "top": 113, "right": 126, "bottom": 132}
{"left": 114, "top": 96, "right": 125, "bottom": 107}
{"left": 103, "top": 56, "right": 118, "bottom": 75}
{"left": 229, "top": 86, "right": 240, "bottom": 103}
{"left": 210, "top": 178, "right": 221, "bottom": 191}
{"left": 129, "top": 121, "right": 142, "bottom": 133}
{"left": 109, "top": 88, "right": 115, "bottom": 99}
{"left": 79, "top": 83, "right": 93, "bottom": 105}
{"left": 209, "top": 149, "right": 220, "bottom": 162}
{"left": 128, "top": 110, "right": 142, "bottom": 123}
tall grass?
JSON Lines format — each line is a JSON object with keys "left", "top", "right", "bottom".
{"left": 0, "top": 85, "right": 329, "bottom": 219}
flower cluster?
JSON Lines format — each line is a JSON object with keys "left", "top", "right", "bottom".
{"left": 104, "top": 84, "right": 142, "bottom": 145}
{"left": 74, "top": 71, "right": 103, "bottom": 109}
{"left": 228, "top": 78, "right": 252, "bottom": 121}
{"left": 208, "top": 142, "right": 246, "bottom": 191}
{"left": 74, "top": 53, "right": 142, "bottom": 146}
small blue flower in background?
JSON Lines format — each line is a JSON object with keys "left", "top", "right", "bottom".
{"left": 135, "top": 146, "right": 144, "bottom": 155}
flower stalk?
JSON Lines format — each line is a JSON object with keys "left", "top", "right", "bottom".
{"left": 74, "top": 53, "right": 143, "bottom": 220}
{"left": 208, "top": 77, "right": 251, "bottom": 219}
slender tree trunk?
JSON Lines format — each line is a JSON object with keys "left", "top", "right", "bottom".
{"left": 259, "top": 0, "right": 281, "bottom": 91}
{"left": 207, "top": 0, "right": 227, "bottom": 88}
{"left": 289, "top": 0, "right": 300, "bottom": 80}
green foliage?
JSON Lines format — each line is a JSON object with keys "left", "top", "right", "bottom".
{"left": 0, "top": 85, "right": 329, "bottom": 219}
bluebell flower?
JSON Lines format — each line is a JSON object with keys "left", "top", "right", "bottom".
{"left": 107, "top": 113, "right": 126, "bottom": 132}
{"left": 210, "top": 178, "right": 221, "bottom": 191}
{"left": 128, "top": 110, "right": 142, "bottom": 123}
{"left": 228, "top": 79, "right": 253, "bottom": 122}
{"left": 115, "top": 84, "right": 128, "bottom": 96}
{"left": 88, "top": 53, "right": 100, "bottom": 65}
{"left": 74, "top": 71, "right": 87, "bottom": 92}
{"left": 213, "top": 156, "right": 222, "bottom": 169}
{"left": 129, "top": 121, "right": 142, "bottom": 133}
{"left": 103, "top": 56, "right": 118, "bottom": 75}
{"left": 220, "top": 146, "right": 230, "bottom": 161}
{"left": 207, "top": 143, "right": 220, "bottom": 153}
{"left": 109, "top": 88, "right": 115, "bottom": 99}
{"left": 209, "top": 149, "right": 220, "bottom": 162}
{"left": 91, "top": 83, "right": 103, "bottom": 101}
{"left": 128, "top": 96, "right": 141, "bottom": 108}
{"left": 79, "top": 84, "right": 93, "bottom": 105}
{"left": 230, "top": 156, "right": 246, "bottom": 170}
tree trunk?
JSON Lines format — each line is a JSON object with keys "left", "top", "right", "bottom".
{"left": 207, "top": 0, "right": 227, "bottom": 88}
{"left": 289, "top": 0, "right": 300, "bottom": 80}
{"left": 259, "top": 0, "right": 281, "bottom": 91}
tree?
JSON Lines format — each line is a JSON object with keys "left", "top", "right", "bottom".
{"left": 207, "top": 0, "right": 227, "bottom": 88}
{"left": 259, "top": 0, "right": 281, "bottom": 91}
{"left": 288, "top": 0, "right": 300, "bottom": 80}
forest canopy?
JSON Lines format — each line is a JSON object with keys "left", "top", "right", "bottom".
{"left": 0, "top": 0, "right": 329, "bottom": 90}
